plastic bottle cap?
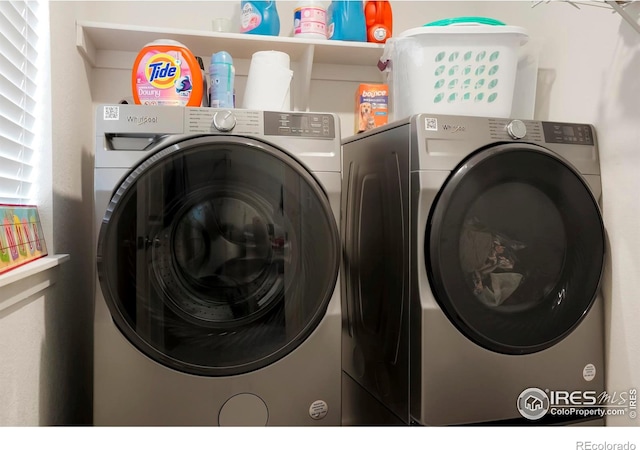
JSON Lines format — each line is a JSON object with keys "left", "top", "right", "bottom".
{"left": 212, "top": 51, "right": 234, "bottom": 64}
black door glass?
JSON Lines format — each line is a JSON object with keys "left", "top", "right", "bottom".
{"left": 459, "top": 181, "right": 566, "bottom": 312}
{"left": 97, "top": 136, "right": 339, "bottom": 376}
{"left": 427, "top": 144, "right": 605, "bottom": 354}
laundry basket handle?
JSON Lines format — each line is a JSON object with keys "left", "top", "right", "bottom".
{"left": 423, "top": 17, "right": 506, "bottom": 27}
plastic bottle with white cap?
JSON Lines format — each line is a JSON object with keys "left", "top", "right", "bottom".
{"left": 294, "top": 0, "right": 327, "bottom": 39}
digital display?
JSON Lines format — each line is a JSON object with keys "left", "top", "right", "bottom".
{"left": 542, "top": 122, "right": 593, "bottom": 146}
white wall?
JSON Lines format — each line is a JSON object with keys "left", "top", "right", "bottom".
{"left": 0, "top": 1, "right": 93, "bottom": 426}
{"left": 21, "top": 0, "right": 636, "bottom": 426}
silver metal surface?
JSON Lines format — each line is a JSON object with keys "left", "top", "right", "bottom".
{"left": 93, "top": 104, "right": 342, "bottom": 426}
{"left": 341, "top": 113, "right": 605, "bottom": 426}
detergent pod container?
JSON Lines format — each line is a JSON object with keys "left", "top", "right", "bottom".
{"left": 132, "top": 39, "right": 203, "bottom": 106}
{"left": 365, "top": 1, "right": 392, "bottom": 43}
{"left": 327, "top": 0, "right": 366, "bottom": 42}
{"left": 240, "top": 1, "right": 281, "bottom": 36}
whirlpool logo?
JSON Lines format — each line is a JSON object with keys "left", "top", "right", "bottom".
{"left": 442, "top": 124, "right": 466, "bottom": 133}
{"left": 127, "top": 115, "right": 158, "bottom": 126}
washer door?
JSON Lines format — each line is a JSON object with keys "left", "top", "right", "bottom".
{"left": 426, "top": 143, "right": 605, "bottom": 355}
{"left": 97, "top": 135, "right": 340, "bottom": 376}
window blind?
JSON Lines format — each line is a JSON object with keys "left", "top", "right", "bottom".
{"left": 0, "top": 1, "right": 41, "bottom": 205}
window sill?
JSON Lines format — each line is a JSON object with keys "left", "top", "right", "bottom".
{"left": 0, "top": 255, "right": 70, "bottom": 313}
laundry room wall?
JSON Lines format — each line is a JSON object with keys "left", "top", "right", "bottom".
{"left": 26, "top": 0, "right": 637, "bottom": 426}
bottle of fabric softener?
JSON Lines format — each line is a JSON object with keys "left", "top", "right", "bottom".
{"left": 240, "top": 1, "right": 280, "bottom": 36}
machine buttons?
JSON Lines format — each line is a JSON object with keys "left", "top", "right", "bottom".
{"left": 506, "top": 119, "right": 527, "bottom": 140}
{"left": 213, "top": 110, "right": 237, "bottom": 132}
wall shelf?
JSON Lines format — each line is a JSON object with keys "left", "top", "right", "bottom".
{"left": 0, "top": 254, "right": 70, "bottom": 313}
{"left": 76, "top": 21, "right": 385, "bottom": 111}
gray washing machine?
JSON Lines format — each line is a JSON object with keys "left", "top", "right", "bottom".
{"left": 94, "top": 105, "right": 341, "bottom": 426}
{"left": 341, "top": 114, "right": 606, "bottom": 426}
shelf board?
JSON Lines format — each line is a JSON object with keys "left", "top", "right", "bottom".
{"left": 77, "top": 20, "right": 385, "bottom": 68}
{"left": 0, "top": 254, "right": 70, "bottom": 313}
{"left": 0, "top": 254, "right": 70, "bottom": 289}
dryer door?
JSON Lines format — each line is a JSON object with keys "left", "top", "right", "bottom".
{"left": 97, "top": 135, "right": 340, "bottom": 376}
{"left": 426, "top": 143, "right": 605, "bottom": 355}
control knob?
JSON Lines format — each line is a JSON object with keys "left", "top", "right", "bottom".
{"left": 506, "top": 119, "right": 527, "bottom": 140}
{"left": 213, "top": 110, "right": 237, "bottom": 132}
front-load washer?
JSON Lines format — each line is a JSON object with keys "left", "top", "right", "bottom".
{"left": 341, "top": 114, "right": 606, "bottom": 426}
{"left": 94, "top": 105, "right": 341, "bottom": 426}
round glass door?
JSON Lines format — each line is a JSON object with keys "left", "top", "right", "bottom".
{"left": 426, "top": 143, "right": 605, "bottom": 354}
{"left": 97, "top": 135, "right": 339, "bottom": 376}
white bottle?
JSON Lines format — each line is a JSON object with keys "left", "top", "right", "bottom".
{"left": 293, "top": 0, "right": 327, "bottom": 39}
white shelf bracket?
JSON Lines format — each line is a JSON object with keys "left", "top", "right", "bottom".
{"left": 605, "top": 1, "right": 640, "bottom": 34}
{"left": 76, "top": 22, "right": 97, "bottom": 67}
{"left": 293, "top": 44, "right": 315, "bottom": 112}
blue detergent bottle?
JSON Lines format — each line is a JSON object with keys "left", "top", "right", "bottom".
{"left": 240, "top": 1, "right": 280, "bottom": 36}
{"left": 327, "top": 0, "right": 366, "bottom": 42}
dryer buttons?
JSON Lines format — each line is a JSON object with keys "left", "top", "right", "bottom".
{"left": 506, "top": 119, "right": 527, "bottom": 140}
{"left": 213, "top": 110, "right": 237, "bottom": 132}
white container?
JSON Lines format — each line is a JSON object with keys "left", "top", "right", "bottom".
{"left": 379, "top": 22, "right": 529, "bottom": 120}
{"left": 294, "top": 0, "right": 327, "bottom": 39}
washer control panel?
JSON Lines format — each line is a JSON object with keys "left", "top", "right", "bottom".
{"left": 264, "top": 112, "right": 335, "bottom": 139}
{"left": 542, "top": 122, "right": 594, "bottom": 146}
{"left": 184, "top": 109, "right": 335, "bottom": 139}
{"left": 186, "top": 108, "right": 262, "bottom": 135}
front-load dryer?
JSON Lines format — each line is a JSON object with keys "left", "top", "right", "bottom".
{"left": 341, "top": 114, "right": 606, "bottom": 425}
{"left": 94, "top": 105, "right": 341, "bottom": 425}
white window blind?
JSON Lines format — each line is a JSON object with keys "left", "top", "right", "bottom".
{"left": 0, "top": 1, "right": 43, "bottom": 205}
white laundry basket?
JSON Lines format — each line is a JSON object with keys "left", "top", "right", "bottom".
{"left": 379, "top": 17, "right": 529, "bottom": 120}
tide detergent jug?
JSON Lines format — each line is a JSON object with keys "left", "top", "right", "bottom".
{"left": 132, "top": 39, "right": 203, "bottom": 106}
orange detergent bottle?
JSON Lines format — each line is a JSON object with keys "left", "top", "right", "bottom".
{"left": 132, "top": 39, "right": 203, "bottom": 106}
{"left": 364, "top": 1, "right": 392, "bottom": 44}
